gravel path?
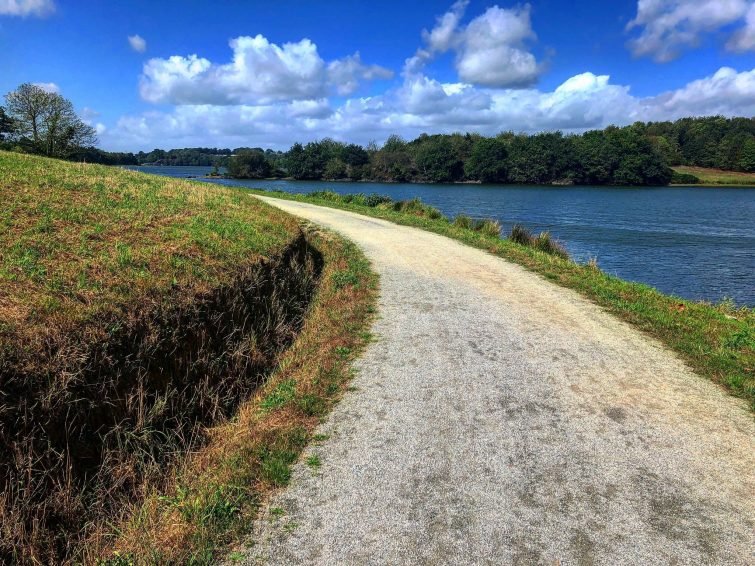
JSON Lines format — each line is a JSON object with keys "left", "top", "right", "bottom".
{"left": 242, "top": 197, "right": 754, "bottom": 565}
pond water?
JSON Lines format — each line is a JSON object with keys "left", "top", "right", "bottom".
{"left": 126, "top": 165, "right": 755, "bottom": 306}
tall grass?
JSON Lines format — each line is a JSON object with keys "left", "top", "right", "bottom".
{"left": 473, "top": 218, "right": 502, "bottom": 238}
{"left": 510, "top": 224, "right": 570, "bottom": 259}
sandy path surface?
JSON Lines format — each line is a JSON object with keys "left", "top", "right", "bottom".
{"left": 242, "top": 197, "right": 754, "bottom": 565}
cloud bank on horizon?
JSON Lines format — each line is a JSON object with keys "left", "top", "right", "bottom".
{"left": 3, "top": 0, "right": 755, "bottom": 151}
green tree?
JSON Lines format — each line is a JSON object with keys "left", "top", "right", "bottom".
{"left": 739, "top": 138, "right": 755, "bottom": 172}
{"left": 4, "top": 83, "right": 97, "bottom": 157}
{"left": 0, "top": 106, "right": 14, "bottom": 142}
{"left": 324, "top": 158, "right": 347, "bottom": 179}
{"left": 465, "top": 137, "right": 508, "bottom": 182}
{"left": 649, "top": 135, "right": 683, "bottom": 166}
{"left": 285, "top": 142, "right": 307, "bottom": 178}
{"left": 227, "top": 150, "right": 272, "bottom": 179}
{"left": 370, "top": 135, "right": 413, "bottom": 181}
{"left": 414, "top": 135, "right": 463, "bottom": 182}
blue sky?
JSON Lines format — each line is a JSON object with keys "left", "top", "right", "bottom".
{"left": 1, "top": 0, "right": 754, "bottom": 151}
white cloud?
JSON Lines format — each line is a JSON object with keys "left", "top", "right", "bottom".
{"left": 327, "top": 53, "right": 394, "bottom": 96}
{"left": 404, "top": 0, "right": 469, "bottom": 75}
{"left": 640, "top": 66, "right": 755, "bottom": 117}
{"left": 139, "top": 34, "right": 393, "bottom": 105}
{"left": 727, "top": 3, "right": 755, "bottom": 51}
{"left": 32, "top": 81, "right": 59, "bottom": 93}
{"left": 0, "top": 0, "right": 54, "bottom": 17}
{"left": 627, "top": 0, "right": 755, "bottom": 61}
{"left": 103, "top": 66, "right": 755, "bottom": 152}
{"left": 405, "top": 2, "right": 541, "bottom": 88}
{"left": 128, "top": 34, "right": 147, "bottom": 53}
{"left": 80, "top": 107, "right": 100, "bottom": 121}
{"left": 457, "top": 5, "right": 540, "bottom": 87}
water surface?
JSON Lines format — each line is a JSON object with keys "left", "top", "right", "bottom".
{"left": 127, "top": 165, "right": 755, "bottom": 306}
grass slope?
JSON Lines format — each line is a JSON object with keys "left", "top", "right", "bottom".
{"left": 0, "top": 152, "right": 336, "bottom": 563}
{"left": 0, "top": 151, "right": 298, "bottom": 342}
{"left": 672, "top": 166, "right": 755, "bottom": 186}
{"left": 248, "top": 188, "right": 755, "bottom": 412}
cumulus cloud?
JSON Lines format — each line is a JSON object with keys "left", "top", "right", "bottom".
{"left": 327, "top": 53, "right": 394, "bottom": 96}
{"left": 405, "top": 1, "right": 541, "bottom": 88}
{"left": 103, "top": 66, "right": 755, "bottom": 152}
{"left": 128, "top": 34, "right": 147, "bottom": 53}
{"left": 641, "top": 66, "right": 755, "bottom": 116}
{"left": 627, "top": 0, "right": 755, "bottom": 61}
{"left": 457, "top": 5, "right": 540, "bottom": 87}
{"left": 727, "top": 3, "right": 755, "bottom": 51}
{"left": 0, "top": 0, "right": 54, "bottom": 17}
{"left": 139, "top": 34, "right": 393, "bottom": 105}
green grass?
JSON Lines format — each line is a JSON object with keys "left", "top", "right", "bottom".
{"left": 0, "top": 151, "right": 299, "bottom": 347}
{"left": 672, "top": 166, "right": 755, "bottom": 186}
{"left": 306, "top": 454, "right": 322, "bottom": 469}
{"left": 248, "top": 188, "right": 755, "bottom": 412}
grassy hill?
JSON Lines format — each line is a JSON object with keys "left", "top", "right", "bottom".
{"left": 0, "top": 152, "right": 323, "bottom": 562}
{"left": 672, "top": 165, "right": 755, "bottom": 186}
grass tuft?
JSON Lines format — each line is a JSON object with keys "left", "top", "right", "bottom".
{"left": 473, "top": 218, "right": 502, "bottom": 238}
{"left": 452, "top": 214, "right": 473, "bottom": 230}
{"left": 509, "top": 224, "right": 570, "bottom": 259}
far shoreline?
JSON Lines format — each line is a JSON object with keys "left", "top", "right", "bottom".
{"left": 128, "top": 165, "right": 755, "bottom": 188}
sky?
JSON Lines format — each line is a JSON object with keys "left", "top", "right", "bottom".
{"left": 1, "top": 0, "right": 754, "bottom": 152}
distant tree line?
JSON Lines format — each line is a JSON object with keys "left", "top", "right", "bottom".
{"left": 220, "top": 116, "right": 755, "bottom": 186}
{"left": 2, "top": 82, "right": 753, "bottom": 186}
{"left": 641, "top": 116, "right": 755, "bottom": 171}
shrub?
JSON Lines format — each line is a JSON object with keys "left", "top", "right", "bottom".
{"left": 473, "top": 218, "right": 502, "bottom": 238}
{"left": 509, "top": 224, "right": 535, "bottom": 246}
{"left": 671, "top": 171, "right": 700, "bottom": 184}
{"left": 453, "top": 214, "right": 473, "bottom": 229}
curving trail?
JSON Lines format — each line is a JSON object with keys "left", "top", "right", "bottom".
{"left": 243, "top": 196, "right": 754, "bottom": 565}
